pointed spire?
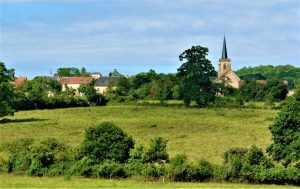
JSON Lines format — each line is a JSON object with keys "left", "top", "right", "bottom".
{"left": 222, "top": 36, "right": 228, "bottom": 59}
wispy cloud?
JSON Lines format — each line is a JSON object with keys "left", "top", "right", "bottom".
{"left": 1, "top": 0, "right": 299, "bottom": 77}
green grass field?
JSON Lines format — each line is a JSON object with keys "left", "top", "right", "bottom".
{"left": 0, "top": 105, "right": 277, "bottom": 164}
{"left": 0, "top": 174, "right": 297, "bottom": 188}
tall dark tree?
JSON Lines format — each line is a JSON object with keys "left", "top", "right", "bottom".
{"left": 0, "top": 62, "right": 15, "bottom": 118}
{"left": 177, "top": 46, "right": 216, "bottom": 107}
{"left": 267, "top": 97, "right": 300, "bottom": 166}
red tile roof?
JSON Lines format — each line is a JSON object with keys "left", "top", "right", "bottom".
{"left": 13, "top": 77, "right": 28, "bottom": 86}
{"left": 58, "top": 77, "right": 93, "bottom": 85}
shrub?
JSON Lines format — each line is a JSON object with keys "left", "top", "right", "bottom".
{"left": 124, "top": 159, "right": 144, "bottom": 176}
{"left": 66, "top": 157, "right": 94, "bottom": 177}
{"left": 222, "top": 147, "right": 248, "bottom": 181}
{"left": 7, "top": 138, "right": 34, "bottom": 174}
{"left": 80, "top": 122, "right": 134, "bottom": 164}
{"left": 244, "top": 145, "right": 273, "bottom": 168}
{"left": 188, "top": 159, "right": 214, "bottom": 181}
{"left": 28, "top": 138, "right": 71, "bottom": 176}
{"left": 0, "top": 156, "right": 8, "bottom": 173}
{"left": 143, "top": 137, "right": 169, "bottom": 163}
{"left": 255, "top": 166, "right": 300, "bottom": 185}
{"left": 92, "top": 160, "right": 126, "bottom": 179}
{"left": 167, "top": 154, "right": 190, "bottom": 181}
{"left": 142, "top": 163, "right": 166, "bottom": 180}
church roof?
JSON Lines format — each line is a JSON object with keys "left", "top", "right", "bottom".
{"left": 222, "top": 36, "right": 228, "bottom": 59}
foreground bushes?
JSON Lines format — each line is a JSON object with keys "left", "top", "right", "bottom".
{"left": 2, "top": 122, "right": 299, "bottom": 186}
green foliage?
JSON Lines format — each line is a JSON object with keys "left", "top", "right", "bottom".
{"left": 15, "top": 76, "right": 62, "bottom": 109}
{"left": 143, "top": 137, "right": 169, "bottom": 163}
{"left": 188, "top": 159, "right": 214, "bottom": 182}
{"left": 243, "top": 145, "right": 274, "bottom": 168}
{"left": 267, "top": 98, "right": 300, "bottom": 166}
{"left": 0, "top": 62, "right": 15, "bottom": 117}
{"left": 236, "top": 64, "right": 300, "bottom": 89}
{"left": 67, "top": 157, "right": 93, "bottom": 176}
{"left": 238, "top": 80, "right": 265, "bottom": 102}
{"left": 142, "top": 163, "right": 166, "bottom": 179}
{"left": 7, "top": 138, "right": 72, "bottom": 176}
{"left": 222, "top": 147, "right": 248, "bottom": 181}
{"left": 109, "top": 69, "right": 123, "bottom": 77}
{"left": 0, "top": 156, "right": 8, "bottom": 173}
{"left": 56, "top": 67, "right": 81, "bottom": 77}
{"left": 7, "top": 138, "right": 34, "bottom": 174}
{"left": 177, "top": 46, "right": 216, "bottom": 107}
{"left": 238, "top": 79, "right": 288, "bottom": 102}
{"left": 80, "top": 122, "right": 134, "bottom": 164}
{"left": 167, "top": 154, "right": 190, "bottom": 181}
{"left": 265, "top": 79, "right": 288, "bottom": 102}
{"left": 92, "top": 160, "right": 127, "bottom": 178}
{"left": 78, "top": 82, "right": 107, "bottom": 106}
{"left": 294, "top": 87, "right": 300, "bottom": 101}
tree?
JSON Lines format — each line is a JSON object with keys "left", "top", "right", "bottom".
{"left": 56, "top": 67, "right": 81, "bottom": 77}
{"left": 115, "top": 76, "right": 131, "bottom": 96}
{"left": 18, "top": 76, "right": 62, "bottom": 109}
{"left": 0, "top": 62, "right": 15, "bottom": 118}
{"left": 267, "top": 98, "right": 300, "bottom": 166}
{"left": 109, "top": 69, "right": 123, "bottom": 77}
{"left": 264, "top": 79, "right": 288, "bottom": 102}
{"left": 294, "top": 87, "right": 300, "bottom": 101}
{"left": 78, "top": 81, "right": 107, "bottom": 106}
{"left": 80, "top": 122, "right": 134, "bottom": 163}
{"left": 177, "top": 46, "right": 216, "bottom": 107}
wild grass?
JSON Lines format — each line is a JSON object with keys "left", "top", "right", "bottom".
{"left": 0, "top": 105, "right": 277, "bottom": 164}
{"left": 0, "top": 174, "right": 297, "bottom": 188}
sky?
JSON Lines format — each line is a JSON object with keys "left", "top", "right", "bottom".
{"left": 0, "top": 0, "right": 300, "bottom": 78}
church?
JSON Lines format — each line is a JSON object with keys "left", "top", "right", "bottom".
{"left": 215, "top": 37, "right": 244, "bottom": 88}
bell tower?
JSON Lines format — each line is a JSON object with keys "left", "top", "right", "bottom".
{"left": 218, "top": 36, "right": 232, "bottom": 79}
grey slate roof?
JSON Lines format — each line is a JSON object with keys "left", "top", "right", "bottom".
{"left": 94, "top": 77, "right": 118, "bottom": 87}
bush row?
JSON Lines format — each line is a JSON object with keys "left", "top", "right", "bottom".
{"left": 1, "top": 122, "right": 299, "bottom": 185}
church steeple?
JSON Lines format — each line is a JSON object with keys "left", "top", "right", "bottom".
{"left": 222, "top": 36, "right": 228, "bottom": 59}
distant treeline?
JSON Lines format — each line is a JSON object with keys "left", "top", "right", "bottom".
{"left": 236, "top": 65, "right": 300, "bottom": 88}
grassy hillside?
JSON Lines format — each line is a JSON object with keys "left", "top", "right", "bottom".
{"left": 0, "top": 106, "right": 277, "bottom": 164}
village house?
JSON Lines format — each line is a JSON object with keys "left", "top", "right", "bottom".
{"left": 90, "top": 72, "right": 102, "bottom": 79}
{"left": 12, "top": 77, "right": 28, "bottom": 86}
{"left": 58, "top": 77, "right": 93, "bottom": 93}
{"left": 94, "top": 76, "right": 118, "bottom": 94}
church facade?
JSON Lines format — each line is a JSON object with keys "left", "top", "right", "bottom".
{"left": 215, "top": 37, "right": 244, "bottom": 88}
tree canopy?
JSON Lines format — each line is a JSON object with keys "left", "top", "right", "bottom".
{"left": 56, "top": 67, "right": 81, "bottom": 77}
{"left": 267, "top": 97, "right": 300, "bottom": 167}
{"left": 177, "top": 46, "right": 216, "bottom": 107}
{"left": 236, "top": 64, "right": 300, "bottom": 89}
{"left": 0, "top": 62, "right": 15, "bottom": 118}
{"left": 80, "top": 122, "right": 134, "bottom": 163}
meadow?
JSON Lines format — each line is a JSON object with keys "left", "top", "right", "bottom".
{"left": 0, "top": 105, "right": 277, "bottom": 164}
{"left": 1, "top": 174, "right": 297, "bottom": 189}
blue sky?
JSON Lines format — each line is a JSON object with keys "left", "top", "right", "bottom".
{"left": 1, "top": 0, "right": 299, "bottom": 78}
